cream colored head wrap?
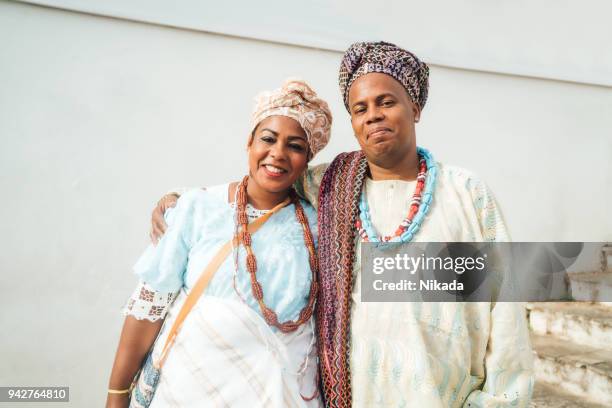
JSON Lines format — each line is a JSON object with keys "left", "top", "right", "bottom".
{"left": 251, "top": 79, "right": 332, "bottom": 159}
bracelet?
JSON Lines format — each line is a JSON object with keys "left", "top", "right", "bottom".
{"left": 108, "top": 388, "right": 130, "bottom": 394}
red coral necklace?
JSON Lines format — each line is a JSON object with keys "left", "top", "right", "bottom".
{"left": 235, "top": 176, "right": 318, "bottom": 333}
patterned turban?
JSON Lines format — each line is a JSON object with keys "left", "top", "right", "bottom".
{"left": 339, "top": 41, "right": 430, "bottom": 111}
{"left": 251, "top": 79, "right": 332, "bottom": 160}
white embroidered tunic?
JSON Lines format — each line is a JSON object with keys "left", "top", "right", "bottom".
{"left": 298, "top": 161, "right": 534, "bottom": 408}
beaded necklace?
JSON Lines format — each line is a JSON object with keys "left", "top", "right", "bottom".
{"left": 355, "top": 147, "right": 438, "bottom": 243}
{"left": 235, "top": 176, "right": 318, "bottom": 333}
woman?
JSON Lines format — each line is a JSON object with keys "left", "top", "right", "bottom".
{"left": 106, "top": 79, "right": 332, "bottom": 408}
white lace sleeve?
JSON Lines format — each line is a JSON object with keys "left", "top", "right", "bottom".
{"left": 121, "top": 281, "right": 178, "bottom": 322}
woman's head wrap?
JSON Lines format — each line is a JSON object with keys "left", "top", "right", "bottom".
{"left": 251, "top": 79, "right": 332, "bottom": 159}
{"left": 339, "top": 41, "right": 429, "bottom": 112}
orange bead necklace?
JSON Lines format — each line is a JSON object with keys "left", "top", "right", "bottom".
{"left": 234, "top": 176, "right": 318, "bottom": 333}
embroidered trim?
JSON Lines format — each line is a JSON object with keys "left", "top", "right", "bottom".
{"left": 122, "top": 281, "right": 178, "bottom": 322}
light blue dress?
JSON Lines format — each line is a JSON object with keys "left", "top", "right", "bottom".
{"left": 133, "top": 184, "right": 318, "bottom": 328}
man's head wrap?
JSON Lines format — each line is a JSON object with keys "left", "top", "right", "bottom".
{"left": 251, "top": 79, "right": 332, "bottom": 160}
{"left": 339, "top": 41, "right": 429, "bottom": 112}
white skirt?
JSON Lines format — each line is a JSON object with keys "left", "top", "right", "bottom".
{"left": 148, "top": 292, "right": 321, "bottom": 408}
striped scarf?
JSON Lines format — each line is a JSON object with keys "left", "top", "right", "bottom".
{"left": 317, "top": 151, "right": 368, "bottom": 408}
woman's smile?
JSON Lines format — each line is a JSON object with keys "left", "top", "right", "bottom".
{"left": 261, "top": 163, "right": 288, "bottom": 178}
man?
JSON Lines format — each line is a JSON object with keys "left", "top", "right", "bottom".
{"left": 151, "top": 42, "right": 534, "bottom": 407}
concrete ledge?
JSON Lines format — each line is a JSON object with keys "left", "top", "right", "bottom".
{"left": 531, "top": 381, "right": 608, "bottom": 408}
{"left": 532, "top": 334, "right": 612, "bottom": 405}
{"left": 530, "top": 302, "right": 612, "bottom": 349}
{"left": 569, "top": 272, "right": 612, "bottom": 303}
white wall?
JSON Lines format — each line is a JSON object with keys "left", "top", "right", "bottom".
{"left": 18, "top": 0, "right": 612, "bottom": 87}
{"left": 0, "top": 1, "right": 610, "bottom": 406}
